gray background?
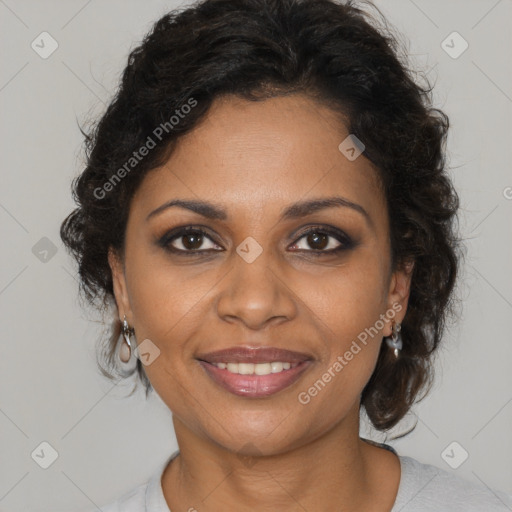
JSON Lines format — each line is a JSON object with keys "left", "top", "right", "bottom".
{"left": 0, "top": 0, "right": 511, "bottom": 510}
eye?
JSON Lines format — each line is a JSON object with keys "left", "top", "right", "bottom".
{"left": 289, "top": 226, "right": 353, "bottom": 254}
{"left": 158, "top": 227, "right": 223, "bottom": 254}
{"left": 157, "top": 225, "right": 355, "bottom": 256}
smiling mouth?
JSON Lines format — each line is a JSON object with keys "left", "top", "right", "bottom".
{"left": 207, "top": 360, "right": 301, "bottom": 375}
{"left": 197, "top": 359, "right": 313, "bottom": 398}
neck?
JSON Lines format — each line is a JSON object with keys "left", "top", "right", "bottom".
{"left": 161, "top": 404, "right": 400, "bottom": 512}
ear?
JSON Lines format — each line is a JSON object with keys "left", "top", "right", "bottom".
{"left": 108, "top": 246, "right": 132, "bottom": 322}
{"left": 384, "top": 260, "right": 414, "bottom": 337}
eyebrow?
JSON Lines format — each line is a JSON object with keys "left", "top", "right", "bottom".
{"left": 146, "top": 196, "right": 372, "bottom": 227}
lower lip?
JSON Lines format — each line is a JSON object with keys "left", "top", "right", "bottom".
{"left": 198, "top": 360, "right": 312, "bottom": 398}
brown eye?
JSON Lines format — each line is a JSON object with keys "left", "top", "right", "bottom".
{"left": 181, "top": 232, "right": 205, "bottom": 250}
{"left": 305, "top": 231, "right": 329, "bottom": 250}
{"left": 158, "top": 227, "right": 223, "bottom": 254}
{"left": 289, "top": 226, "right": 355, "bottom": 254}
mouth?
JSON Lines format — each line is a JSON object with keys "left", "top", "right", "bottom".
{"left": 196, "top": 346, "right": 314, "bottom": 398}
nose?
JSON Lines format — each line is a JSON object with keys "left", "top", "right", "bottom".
{"left": 215, "top": 249, "right": 297, "bottom": 331}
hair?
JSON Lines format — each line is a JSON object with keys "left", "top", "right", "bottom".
{"left": 60, "top": 0, "right": 462, "bottom": 433}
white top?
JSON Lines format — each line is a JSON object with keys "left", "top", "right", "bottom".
{"left": 95, "top": 446, "right": 512, "bottom": 511}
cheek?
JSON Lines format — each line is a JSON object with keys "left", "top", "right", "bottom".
{"left": 125, "top": 226, "right": 200, "bottom": 324}
{"left": 124, "top": 247, "right": 228, "bottom": 377}
{"left": 292, "top": 252, "right": 388, "bottom": 387}
{"left": 291, "top": 250, "right": 389, "bottom": 338}
{"left": 294, "top": 282, "right": 386, "bottom": 423}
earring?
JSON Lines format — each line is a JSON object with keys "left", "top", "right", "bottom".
{"left": 120, "top": 315, "right": 135, "bottom": 363}
{"left": 385, "top": 321, "right": 402, "bottom": 358}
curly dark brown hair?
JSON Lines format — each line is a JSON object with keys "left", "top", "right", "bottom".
{"left": 60, "top": 0, "right": 462, "bottom": 432}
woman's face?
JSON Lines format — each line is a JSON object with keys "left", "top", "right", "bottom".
{"left": 109, "top": 93, "right": 412, "bottom": 456}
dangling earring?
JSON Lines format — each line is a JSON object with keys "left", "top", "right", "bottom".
{"left": 385, "top": 321, "right": 402, "bottom": 358}
{"left": 120, "top": 315, "right": 135, "bottom": 363}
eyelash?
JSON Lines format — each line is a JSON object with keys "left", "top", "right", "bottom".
{"left": 157, "top": 225, "right": 355, "bottom": 257}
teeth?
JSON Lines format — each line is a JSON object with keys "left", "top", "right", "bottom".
{"left": 213, "top": 361, "right": 298, "bottom": 375}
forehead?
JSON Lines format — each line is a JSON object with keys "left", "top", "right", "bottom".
{"left": 132, "top": 94, "right": 385, "bottom": 225}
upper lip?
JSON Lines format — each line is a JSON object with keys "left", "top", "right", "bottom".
{"left": 196, "top": 346, "right": 313, "bottom": 364}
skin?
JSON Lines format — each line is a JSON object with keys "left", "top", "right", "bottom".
{"left": 109, "top": 93, "right": 414, "bottom": 512}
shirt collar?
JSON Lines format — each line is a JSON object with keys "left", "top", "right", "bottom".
{"left": 145, "top": 449, "right": 180, "bottom": 512}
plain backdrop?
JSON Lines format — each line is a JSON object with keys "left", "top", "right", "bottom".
{"left": 0, "top": 0, "right": 511, "bottom": 510}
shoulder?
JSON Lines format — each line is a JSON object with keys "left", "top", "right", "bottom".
{"left": 93, "top": 481, "right": 148, "bottom": 512}
{"left": 393, "top": 455, "right": 512, "bottom": 512}
{"left": 86, "top": 451, "right": 178, "bottom": 512}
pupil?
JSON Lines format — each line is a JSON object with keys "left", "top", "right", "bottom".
{"left": 308, "top": 232, "right": 328, "bottom": 250}
{"left": 183, "top": 233, "right": 203, "bottom": 249}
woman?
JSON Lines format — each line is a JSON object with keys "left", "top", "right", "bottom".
{"left": 60, "top": 0, "right": 512, "bottom": 510}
